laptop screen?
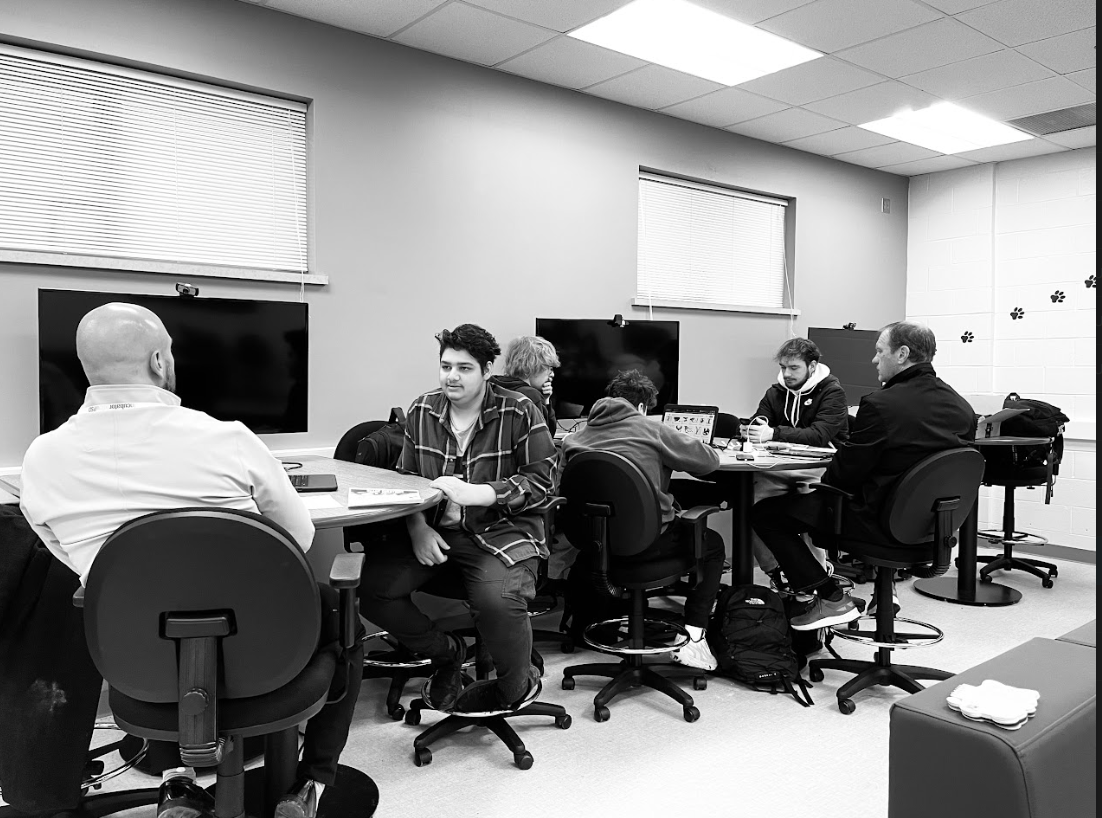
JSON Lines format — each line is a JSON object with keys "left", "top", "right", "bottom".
{"left": 662, "top": 404, "right": 718, "bottom": 444}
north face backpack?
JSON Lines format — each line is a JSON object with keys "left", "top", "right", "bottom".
{"left": 354, "top": 407, "right": 407, "bottom": 470}
{"left": 706, "top": 584, "right": 813, "bottom": 707}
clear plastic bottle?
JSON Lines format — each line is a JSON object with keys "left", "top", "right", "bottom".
{"left": 157, "top": 766, "right": 216, "bottom": 818}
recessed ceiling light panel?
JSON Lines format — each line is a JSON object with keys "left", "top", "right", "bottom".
{"left": 569, "top": 0, "right": 822, "bottom": 86}
{"left": 860, "top": 103, "right": 1033, "bottom": 154}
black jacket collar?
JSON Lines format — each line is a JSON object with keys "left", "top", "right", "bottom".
{"left": 884, "top": 361, "right": 936, "bottom": 388}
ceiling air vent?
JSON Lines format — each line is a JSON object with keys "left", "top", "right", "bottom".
{"left": 1008, "top": 103, "right": 1096, "bottom": 136}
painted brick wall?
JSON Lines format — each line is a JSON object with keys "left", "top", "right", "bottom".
{"left": 907, "top": 148, "right": 1096, "bottom": 554}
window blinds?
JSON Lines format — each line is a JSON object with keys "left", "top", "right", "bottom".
{"left": 0, "top": 44, "right": 308, "bottom": 277}
{"left": 637, "top": 172, "right": 789, "bottom": 311}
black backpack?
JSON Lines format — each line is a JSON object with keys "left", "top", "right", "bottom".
{"left": 706, "top": 584, "right": 813, "bottom": 706}
{"left": 997, "top": 393, "right": 1068, "bottom": 473}
{"left": 354, "top": 407, "right": 407, "bottom": 470}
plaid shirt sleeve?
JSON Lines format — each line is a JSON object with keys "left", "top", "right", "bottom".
{"left": 486, "top": 397, "right": 557, "bottom": 514}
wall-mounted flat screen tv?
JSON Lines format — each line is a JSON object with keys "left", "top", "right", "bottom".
{"left": 807, "top": 326, "right": 881, "bottom": 404}
{"left": 39, "top": 289, "right": 308, "bottom": 435}
{"left": 535, "top": 318, "right": 679, "bottom": 419}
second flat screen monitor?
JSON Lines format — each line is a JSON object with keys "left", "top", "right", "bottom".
{"left": 535, "top": 318, "right": 679, "bottom": 419}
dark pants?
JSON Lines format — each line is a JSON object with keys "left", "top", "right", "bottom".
{"left": 359, "top": 529, "right": 538, "bottom": 703}
{"left": 299, "top": 583, "right": 365, "bottom": 786}
{"left": 752, "top": 492, "right": 884, "bottom": 594}
{"left": 621, "top": 517, "right": 726, "bottom": 629}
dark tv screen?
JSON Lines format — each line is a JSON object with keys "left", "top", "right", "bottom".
{"left": 807, "top": 327, "right": 881, "bottom": 403}
{"left": 39, "top": 289, "right": 308, "bottom": 435}
{"left": 535, "top": 318, "right": 679, "bottom": 419}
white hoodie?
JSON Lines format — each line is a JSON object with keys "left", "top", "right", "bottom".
{"left": 776, "top": 362, "right": 832, "bottom": 429}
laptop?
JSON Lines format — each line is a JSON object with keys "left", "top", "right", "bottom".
{"left": 661, "top": 404, "right": 719, "bottom": 445}
{"left": 287, "top": 473, "right": 338, "bottom": 492}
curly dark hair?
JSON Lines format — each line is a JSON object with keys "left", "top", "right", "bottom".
{"left": 436, "top": 324, "right": 501, "bottom": 371}
{"left": 605, "top": 369, "right": 658, "bottom": 410}
{"left": 881, "top": 321, "right": 937, "bottom": 364}
{"left": 773, "top": 337, "right": 821, "bottom": 365}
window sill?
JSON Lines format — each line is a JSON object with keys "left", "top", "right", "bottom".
{"left": 631, "top": 298, "right": 799, "bottom": 316}
{"left": 1, "top": 250, "right": 328, "bottom": 286}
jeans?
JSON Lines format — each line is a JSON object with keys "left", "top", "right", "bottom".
{"left": 359, "top": 528, "right": 539, "bottom": 704}
{"left": 751, "top": 491, "right": 883, "bottom": 593}
{"left": 749, "top": 468, "right": 828, "bottom": 575}
{"left": 299, "top": 583, "right": 365, "bottom": 787}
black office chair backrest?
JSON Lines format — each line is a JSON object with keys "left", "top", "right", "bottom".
{"left": 881, "top": 448, "right": 985, "bottom": 544}
{"left": 85, "top": 508, "right": 320, "bottom": 704}
{"left": 558, "top": 450, "right": 661, "bottom": 558}
{"left": 715, "top": 412, "right": 741, "bottom": 439}
{"left": 334, "top": 420, "right": 387, "bottom": 463}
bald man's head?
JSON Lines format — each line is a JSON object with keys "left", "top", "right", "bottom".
{"left": 76, "top": 303, "right": 176, "bottom": 391}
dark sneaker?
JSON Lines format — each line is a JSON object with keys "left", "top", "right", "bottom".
{"left": 426, "top": 632, "right": 467, "bottom": 711}
{"left": 454, "top": 665, "right": 540, "bottom": 714}
{"left": 790, "top": 595, "right": 860, "bottom": 631}
{"left": 274, "top": 778, "right": 320, "bottom": 818}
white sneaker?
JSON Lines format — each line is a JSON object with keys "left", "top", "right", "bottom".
{"left": 671, "top": 637, "right": 717, "bottom": 671}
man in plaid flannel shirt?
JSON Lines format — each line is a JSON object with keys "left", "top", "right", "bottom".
{"left": 359, "top": 324, "right": 558, "bottom": 713}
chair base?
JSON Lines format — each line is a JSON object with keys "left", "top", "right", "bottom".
{"left": 403, "top": 697, "right": 570, "bottom": 769}
{"left": 978, "top": 554, "right": 1057, "bottom": 588}
{"left": 562, "top": 656, "right": 703, "bottom": 723}
{"left": 979, "top": 528, "right": 1048, "bottom": 548}
{"left": 808, "top": 656, "right": 953, "bottom": 715}
{"left": 203, "top": 763, "right": 378, "bottom": 818}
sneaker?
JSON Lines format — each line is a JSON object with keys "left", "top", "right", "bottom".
{"left": 274, "top": 778, "right": 321, "bottom": 818}
{"left": 425, "top": 632, "right": 467, "bottom": 711}
{"left": 789, "top": 594, "right": 860, "bottom": 631}
{"left": 671, "top": 636, "right": 718, "bottom": 671}
{"left": 868, "top": 590, "right": 901, "bottom": 616}
{"left": 454, "top": 665, "right": 540, "bottom": 714}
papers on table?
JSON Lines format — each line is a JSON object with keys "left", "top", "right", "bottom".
{"left": 347, "top": 487, "right": 423, "bottom": 508}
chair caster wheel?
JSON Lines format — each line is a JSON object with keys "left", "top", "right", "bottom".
{"left": 1042, "top": 579, "right": 1054, "bottom": 589}
{"left": 414, "top": 747, "right": 432, "bottom": 766}
{"left": 555, "top": 714, "right": 572, "bottom": 729}
{"left": 1050, "top": 568, "right": 1059, "bottom": 578}
{"left": 838, "top": 698, "right": 856, "bottom": 715}
{"left": 562, "top": 677, "right": 576, "bottom": 690}
{"left": 594, "top": 705, "right": 610, "bottom": 723}
{"left": 809, "top": 666, "right": 824, "bottom": 683}
{"left": 683, "top": 706, "right": 700, "bottom": 723}
{"left": 692, "top": 676, "right": 708, "bottom": 691}
{"left": 514, "top": 751, "right": 534, "bottom": 770}
{"left": 404, "top": 709, "right": 421, "bottom": 726}
{"left": 979, "top": 574, "right": 992, "bottom": 584}
{"left": 388, "top": 704, "right": 405, "bottom": 721}
{"left": 848, "top": 620, "right": 860, "bottom": 631}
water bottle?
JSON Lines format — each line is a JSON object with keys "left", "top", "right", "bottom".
{"left": 158, "top": 766, "right": 215, "bottom": 818}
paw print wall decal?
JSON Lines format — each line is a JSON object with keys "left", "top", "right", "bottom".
{"left": 1087, "top": 274, "right": 1097, "bottom": 289}
{"left": 1051, "top": 290, "right": 1065, "bottom": 303}
{"left": 961, "top": 331, "right": 974, "bottom": 343}
{"left": 1010, "top": 307, "right": 1025, "bottom": 320}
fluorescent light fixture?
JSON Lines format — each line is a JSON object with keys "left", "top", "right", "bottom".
{"left": 860, "top": 102, "right": 1033, "bottom": 154}
{"left": 568, "top": 0, "right": 822, "bottom": 86}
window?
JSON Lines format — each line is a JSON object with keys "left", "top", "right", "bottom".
{"left": 636, "top": 172, "right": 793, "bottom": 314}
{"left": 0, "top": 44, "right": 318, "bottom": 284}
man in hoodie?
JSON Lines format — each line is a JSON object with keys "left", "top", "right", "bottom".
{"left": 742, "top": 337, "right": 850, "bottom": 590}
{"left": 560, "top": 370, "right": 724, "bottom": 671}
{"left": 489, "top": 335, "right": 559, "bottom": 432}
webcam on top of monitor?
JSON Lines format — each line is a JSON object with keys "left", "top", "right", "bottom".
{"left": 175, "top": 282, "right": 200, "bottom": 297}
{"left": 842, "top": 322, "right": 856, "bottom": 330}
{"left": 607, "top": 313, "right": 628, "bottom": 328}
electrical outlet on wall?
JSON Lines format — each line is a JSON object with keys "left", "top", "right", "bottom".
{"left": 881, "top": 197, "right": 891, "bottom": 214}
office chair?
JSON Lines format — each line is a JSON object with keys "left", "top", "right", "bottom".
{"left": 558, "top": 450, "right": 723, "bottom": 723}
{"left": 78, "top": 508, "right": 375, "bottom": 817}
{"left": 977, "top": 436, "right": 1061, "bottom": 588}
{"left": 808, "top": 448, "right": 985, "bottom": 714}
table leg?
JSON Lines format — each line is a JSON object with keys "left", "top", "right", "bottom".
{"left": 913, "top": 501, "right": 1021, "bottom": 607}
{"left": 732, "top": 473, "right": 754, "bottom": 586}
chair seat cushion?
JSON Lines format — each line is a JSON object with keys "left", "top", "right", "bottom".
{"left": 609, "top": 554, "right": 696, "bottom": 588}
{"left": 841, "top": 539, "right": 935, "bottom": 569}
{"left": 109, "top": 647, "right": 337, "bottom": 741}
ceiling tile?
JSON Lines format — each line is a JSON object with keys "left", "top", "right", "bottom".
{"left": 900, "top": 49, "right": 1055, "bottom": 99}
{"left": 758, "top": 0, "right": 941, "bottom": 54}
{"left": 960, "top": 75, "right": 1096, "bottom": 120}
{"left": 263, "top": 0, "right": 446, "bottom": 38}
{"left": 659, "top": 87, "right": 788, "bottom": 128}
{"left": 804, "top": 81, "right": 940, "bottom": 124}
{"left": 690, "top": 0, "right": 819, "bottom": 25}
{"left": 1017, "top": 28, "right": 1097, "bottom": 75}
{"left": 917, "top": 0, "right": 998, "bottom": 12}
{"left": 836, "top": 18, "right": 1002, "bottom": 78}
{"left": 737, "top": 56, "right": 882, "bottom": 106}
{"left": 878, "top": 155, "right": 980, "bottom": 175}
{"left": 834, "top": 141, "right": 941, "bottom": 167}
{"left": 726, "top": 108, "right": 846, "bottom": 141}
{"left": 782, "top": 125, "right": 896, "bottom": 154}
{"left": 584, "top": 65, "right": 725, "bottom": 110}
{"left": 497, "top": 36, "right": 645, "bottom": 89}
{"left": 956, "top": 138, "right": 1069, "bottom": 162}
{"left": 1043, "top": 125, "right": 1097, "bottom": 149}
{"left": 462, "top": 0, "right": 627, "bottom": 33}
{"left": 956, "top": 0, "right": 1096, "bottom": 47}
{"left": 392, "top": 3, "right": 556, "bottom": 66}
{"left": 1067, "top": 68, "right": 1096, "bottom": 93}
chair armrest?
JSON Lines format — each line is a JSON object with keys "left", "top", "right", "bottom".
{"left": 73, "top": 586, "right": 85, "bottom": 608}
{"left": 679, "top": 504, "right": 723, "bottom": 523}
{"left": 330, "top": 552, "right": 364, "bottom": 590}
